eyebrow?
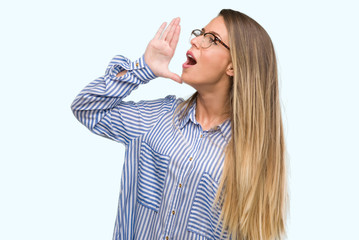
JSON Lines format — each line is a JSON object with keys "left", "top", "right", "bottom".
{"left": 202, "top": 28, "right": 222, "bottom": 39}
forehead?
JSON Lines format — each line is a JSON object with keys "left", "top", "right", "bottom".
{"left": 203, "top": 16, "right": 228, "bottom": 41}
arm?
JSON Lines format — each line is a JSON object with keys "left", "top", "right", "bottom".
{"left": 71, "top": 17, "right": 181, "bottom": 145}
{"left": 71, "top": 55, "right": 173, "bottom": 145}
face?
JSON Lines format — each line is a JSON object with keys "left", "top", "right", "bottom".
{"left": 181, "top": 16, "right": 233, "bottom": 91}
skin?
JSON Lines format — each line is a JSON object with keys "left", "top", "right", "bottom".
{"left": 182, "top": 16, "right": 233, "bottom": 130}
{"left": 118, "top": 17, "right": 233, "bottom": 130}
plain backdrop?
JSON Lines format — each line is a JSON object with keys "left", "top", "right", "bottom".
{"left": 1, "top": 0, "right": 358, "bottom": 239}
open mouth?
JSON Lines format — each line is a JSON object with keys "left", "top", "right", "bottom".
{"left": 186, "top": 53, "right": 197, "bottom": 65}
{"left": 183, "top": 51, "right": 197, "bottom": 68}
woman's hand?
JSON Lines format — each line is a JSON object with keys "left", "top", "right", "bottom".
{"left": 144, "top": 17, "right": 182, "bottom": 83}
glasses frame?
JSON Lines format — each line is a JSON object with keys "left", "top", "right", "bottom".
{"left": 191, "top": 29, "right": 230, "bottom": 50}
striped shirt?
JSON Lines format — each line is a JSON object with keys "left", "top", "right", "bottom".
{"left": 71, "top": 55, "right": 232, "bottom": 240}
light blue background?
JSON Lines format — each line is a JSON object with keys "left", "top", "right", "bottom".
{"left": 1, "top": 0, "right": 358, "bottom": 239}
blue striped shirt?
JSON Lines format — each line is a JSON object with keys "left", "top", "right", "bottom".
{"left": 71, "top": 55, "right": 232, "bottom": 240}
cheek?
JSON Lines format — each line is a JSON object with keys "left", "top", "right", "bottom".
{"left": 198, "top": 52, "right": 229, "bottom": 79}
{"left": 180, "top": 51, "right": 230, "bottom": 85}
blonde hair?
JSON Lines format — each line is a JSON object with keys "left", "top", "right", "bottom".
{"left": 178, "top": 9, "right": 289, "bottom": 240}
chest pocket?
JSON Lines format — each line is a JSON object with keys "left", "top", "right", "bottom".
{"left": 187, "top": 173, "right": 229, "bottom": 240}
{"left": 137, "top": 141, "right": 170, "bottom": 212}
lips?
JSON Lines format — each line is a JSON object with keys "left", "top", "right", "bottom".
{"left": 182, "top": 50, "right": 197, "bottom": 69}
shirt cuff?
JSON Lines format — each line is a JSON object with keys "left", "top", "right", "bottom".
{"left": 130, "top": 55, "right": 157, "bottom": 83}
{"left": 108, "top": 55, "right": 157, "bottom": 83}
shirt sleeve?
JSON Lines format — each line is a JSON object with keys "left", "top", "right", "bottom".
{"left": 70, "top": 54, "right": 177, "bottom": 145}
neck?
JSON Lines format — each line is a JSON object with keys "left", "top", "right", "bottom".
{"left": 195, "top": 88, "right": 230, "bottom": 131}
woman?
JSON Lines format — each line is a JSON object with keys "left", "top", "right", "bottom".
{"left": 71, "top": 9, "right": 289, "bottom": 240}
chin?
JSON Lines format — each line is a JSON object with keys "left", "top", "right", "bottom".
{"left": 181, "top": 71, "right": 194, "bottom": 84}
{"left": 180, "top": 76, "right": 201, "bottom": 91}
{"left": 180, "top": 71, "right": 190, "bottom": 83}
{"left": 180, "top": 76, "right": 193, "bottom": 88}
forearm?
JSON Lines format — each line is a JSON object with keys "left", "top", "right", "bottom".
{"left": 70, "top": 55, "right": 156, "bottom": 130}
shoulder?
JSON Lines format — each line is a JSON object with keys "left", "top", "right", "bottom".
{"left": 120, "top": 95, "right": 185, "bottom": 114}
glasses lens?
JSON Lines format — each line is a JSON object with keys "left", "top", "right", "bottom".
{"left": 193, "top": 29, "right": 202, "bottom": 37}
{"left": 202, "top": 33, "right": 216, "bottom": 48}
{"left": 190, "top": 29, "right": 202, "bottom": 42}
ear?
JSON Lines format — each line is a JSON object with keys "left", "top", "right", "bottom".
{"left": 226, "top": 63, "right": 234, "bottom": 77}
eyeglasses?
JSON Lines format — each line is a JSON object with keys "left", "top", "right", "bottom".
{"left": 190, "top": 29, "right": 230, "bottom": 50}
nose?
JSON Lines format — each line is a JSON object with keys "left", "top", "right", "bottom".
{"left": 190, "top": 35, "right": 201, "bottom": 49}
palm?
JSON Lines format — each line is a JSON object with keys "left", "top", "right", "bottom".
{"left": 144, "top": 18, "right": 182, "bottom": 83}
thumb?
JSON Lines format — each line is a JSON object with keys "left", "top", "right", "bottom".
{"left": 163, "top": 71, "right": 182, "bottom": 84}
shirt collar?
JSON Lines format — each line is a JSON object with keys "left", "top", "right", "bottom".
{"left": 217, "top": 119, "right": 232, "bottom": 143}
{"left": 178, "top": 100, "right": 197, "bottom": 130}
{"left": 178, "top": 100, "right": 232, "bottom": 143}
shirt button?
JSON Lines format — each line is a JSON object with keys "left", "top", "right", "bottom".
{"left": 189, "top": 157, "right": 192, "bottom": 161}
{"left": 166, "top": 236, "right": 169, "bottom": 240}
{"left": 200, "top": 134, "right": 203, "bottom": 138}
{"left": 136, "top": 62, "right": 139, "bottom": 67}
{"left": 179, "top": 183, "right": 182, "bottom": 188}
{"left": 172, "top": 210, "right": 175, "bottom": 215}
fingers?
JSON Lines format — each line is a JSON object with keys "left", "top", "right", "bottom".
{"left": 164, "top": 17, "right": 180, "bottom": 42}
{"left": 161, "top": 17, "right": 177, "bottom": 40}
{"left": 154, "top": 17, "right": 180, "bottom": 41}
{"left": 169, "top": 24, "right": 181, "bottom": 51}
{"left": 154, "top": 22, "right": 167, "bottom": 39}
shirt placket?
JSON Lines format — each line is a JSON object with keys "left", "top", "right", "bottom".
{"left": 162, "top": 129, "right": 207, "bottom": 240}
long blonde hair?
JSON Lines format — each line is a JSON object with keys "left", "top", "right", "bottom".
{"left": 217, "top": 9, "right": 289, "bottom": 239}
{"left": 177, "top": 9, "right": 289, "bottom": 240}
